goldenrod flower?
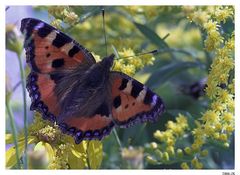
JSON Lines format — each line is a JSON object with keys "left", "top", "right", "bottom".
{"left": 113, "top": 48, "right": 155, "bottom": 76}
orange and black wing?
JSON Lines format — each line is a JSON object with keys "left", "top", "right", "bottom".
{"left": 110, "top": 71, "right": 165, "bottom": 128}
{"left": 21, "top": 18, "right": 95, "bottom": 73}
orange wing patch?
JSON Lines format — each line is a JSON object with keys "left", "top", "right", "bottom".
{"left": 27, "top": 72, "right": 58, "bottom": 122}
{"left": 36, "top": 73, "right": 60, "bottom": 115}
{"left": 63, "top": 115, "right": 113, "bottom": 131}
{"left": 32, "top": 30, "right": 85, "bottom": 73}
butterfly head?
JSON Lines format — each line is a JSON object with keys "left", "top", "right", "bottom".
{"left": 100, "top": 53, "right": 115, "bottom": 70}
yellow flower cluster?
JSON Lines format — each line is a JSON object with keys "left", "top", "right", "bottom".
{"left": 147, "top": 6, "right": 234, "bottom": 169}
{"left": 46, "top": 6, "right": 158, "bottom": 63}
{"left": 48, "top": 6, "right": 79, "bottom": 27}
{"left": 182, "top": 6, "right": 234, "bottom": 169}
{"left": 183, "top": 6, "right": 234, "bottom": 51}
{"left": 113, "top": 48, "right": 155, "bottom": 76}
{"left": 6, "top": 113, "right": 103, "bottom": 169}
{"left": 191, "top": 34, "right": 234, "bottom": 148}
{"left": 146, "top": 114, "right": 189, "bottom": 164}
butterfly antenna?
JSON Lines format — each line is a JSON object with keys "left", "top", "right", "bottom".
{"left": 120, "top": 49, "right": 158, "bottom": 59}
{"left": 102, "top": 8, "right": 108, "bottom": 56}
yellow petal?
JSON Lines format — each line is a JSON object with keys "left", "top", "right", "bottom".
{"left": 68, "top": 150, "right": 87, "bottom": 169}
{"left": 74, "top": 140, "right": 88, "bottom": 155}
{"left": 5, "top": 134, "right": 13, "bottom": 144}
{"left": 43, "top": 142, "right": 54, "bottom": 163}
{"left": 34, "top": 141, "right": 54, "bottom": 163}
{"left": 87, "top": 140, "right": 103, "bottom": 169}
{"left": 71, "top": 148, "right": 82, "bottom": 158}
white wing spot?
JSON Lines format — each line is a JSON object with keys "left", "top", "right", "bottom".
{"left": 46, "top": 31, "right": 57, "bottom": 42}
{"left": 60, "top": 42, "right": 74, "bottom": 54}
{"left": 137, "top": 87, "right": 147, "bottom": 102}
{"left": 123, "top": 80, "right": 133, "bottom": 94}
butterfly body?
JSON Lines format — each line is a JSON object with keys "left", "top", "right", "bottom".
{"left": 55, "top": 54, "right": 114, "bottom": 119}
{"left": 21, "top": 18, "right": 165, "bottom": 144}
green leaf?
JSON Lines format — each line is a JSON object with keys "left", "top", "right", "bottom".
{"left": 134, "top": 22, "right": 169, "bottom": 49}
{"left": 6, "top": 136, "right": 36, "bottom": 168}
{"left": 6, "top": 141, "right": 24, "bottom": 168}
{"left": 146, "top": 61, "right": 203, "bottom": 88}
{"left": 76, "top": 6, "right": 113, "bottom": 23}
{"left": 87, "top": 140, "right": 103, "bottom": 169}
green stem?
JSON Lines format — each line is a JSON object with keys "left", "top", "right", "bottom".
{"left": 132, "top": 123, "right": 146, "bottom": 145}
{"left": 17, "top": 54, "right": 28, "bottom": 169}
{"left": 113, "top": 128, "right": 122, "bottom": 149}
{"left": 6, "top": 98, "right": 21, "bottom": 169}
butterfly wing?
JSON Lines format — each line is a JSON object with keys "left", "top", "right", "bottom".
{"left": 21, "top": 18, "right": 114, "bottom": 143}
{"left": 110, "top": 71, "right": 165, "bottom": 128}
{"left": 20, "top": 18, "right": 96, "bottom": 74}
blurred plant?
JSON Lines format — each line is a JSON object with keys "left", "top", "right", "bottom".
{"left": 6, "top": 24, "right": 23, "bottom": 55}
{"left": 121, "top": 146, "right": 144, "bottom": 169}
{"left": 6, "top": 23, "right": 28, "bottom": 169}
{"left": 146, "top": 6, "right": 234, "bottom": 169}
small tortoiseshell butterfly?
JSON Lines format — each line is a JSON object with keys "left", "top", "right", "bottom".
{"left": 20, "top": 18, "right": 165, "bottom": 144}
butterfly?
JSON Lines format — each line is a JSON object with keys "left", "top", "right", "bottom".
{"left": 20, "top": 18, "right": 165, "bottom": 144}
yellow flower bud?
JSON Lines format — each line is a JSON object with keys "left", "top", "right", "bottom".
{"left": 213, "top": 132, "right": 220, "bottom": 139}
{"left": 181, "top": 162, "right": 190, "bottom": 169}
{"left": 226, "top": 125, "right": 234, "bottom": 133}
{"left": 162, "top": 152, "right": 169, "bottom": 161}
{"left": 146, "top": 156, "right": 158, "bottom": 165}
{"left": 184, "top": 147, "right": 192, "bottom": 155}
{"left": 167, "top": 146, "right": 175, "bottom": 156}
{"left": 191, "top": 157, "right": 198, "bottom": 166}
{"left": 153, "top": 130, "right": 163, "bottom": 141}
{"left": 200, "top": 149, "right": 208, "bottom": 157}
{"left": 191, "top": 143, "right": 200, "bottom": 152}
{"left": 177, "top": 149, "right": 183, "bottom": 157}
{"left": 195, "top": 162, "right": 203, "bottom": 169}
{"left": 219, "top": 134, "right": 228, "bottom": 141}
{"left": 150, "top": 142, "right": 158, "bottom": 149}
{"left": 224, "top": 142, "right": 230, "bottom": 148}
{"left": 6, "top": 24, "right": 23, "bottom": 55}
{"left": 154, "top": 149, "right": 163, "bottom": 159}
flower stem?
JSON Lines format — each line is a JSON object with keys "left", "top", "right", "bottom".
{"left": 17, "top": 54, "right": 28, "bottom": 169}
{"left": 113, "top": 128, "right": 122, "bottom": 149}
{"left": 6, "top": 99, "right": 21, "bottom": 169}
